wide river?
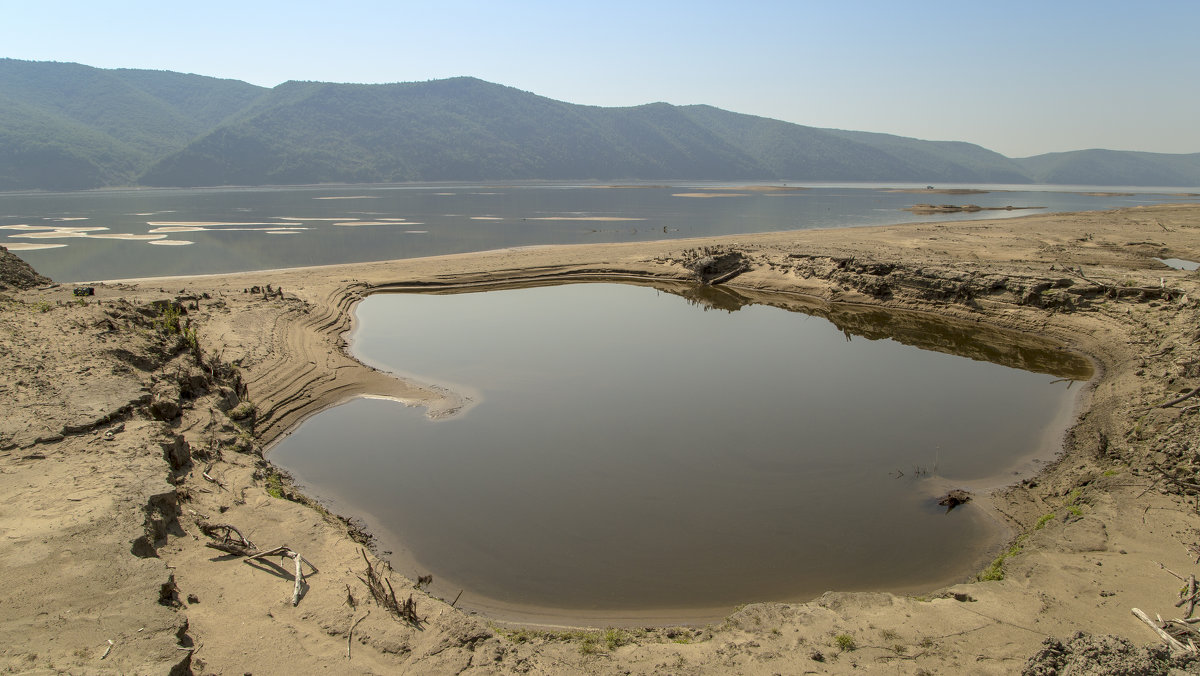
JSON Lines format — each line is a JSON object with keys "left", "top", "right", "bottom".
{"left": 271, "top": 283, "right": 1092, "bottom": 623}
{"left": 2, "top": 181, "right": 1195, "bottom": 282}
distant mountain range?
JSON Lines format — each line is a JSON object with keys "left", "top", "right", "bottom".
{"left": 2, "top": 58, "right": 1198, "bottom": 191}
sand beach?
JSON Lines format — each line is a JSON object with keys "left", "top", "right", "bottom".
{"left": 2, "top": 203, "right": 1199, "bottom": 673}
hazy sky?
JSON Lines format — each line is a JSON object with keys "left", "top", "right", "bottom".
{"left": 4, "top": 0, "right": 1197, "bottom": 157}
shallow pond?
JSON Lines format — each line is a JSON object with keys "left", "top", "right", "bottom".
{"left": 270, "top": 283, "right": 1092, "bottom": 621}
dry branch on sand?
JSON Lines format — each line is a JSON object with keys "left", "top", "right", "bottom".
{"left": 1132, "top": 608, "right": 1199, "bottom": 653}
{"left": 1132, "top": 564, "right": 1200, "bottom": 653}
{"left": 1177, "top": 574, "right": 1199, "bottom": 619}
{"left": 1156, "top": 386, "right": 1200, "bottom": 409}
{"left": 347, "top": 610, "right": 370, "bottom": 660}
{"left": 201, "top": 460, "right": 226, "bottom": 490}
{"left": 357, "top": 548, "right": 424, "bottom": 626}
{"left": 245, "top": 546, "right": 318, "bottom": 607}
{"left": 199, "top": 522, "right": 256, "bottom": 557}
{"left": 198, "top": 524, "right": 315, "bottom": 606}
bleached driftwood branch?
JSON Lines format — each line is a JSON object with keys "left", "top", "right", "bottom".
{"left": 1133, "top": 607, "right": 1195, "bottom": 653}
{"left": 246, "top": 545, "right": 318, "bottom": 606}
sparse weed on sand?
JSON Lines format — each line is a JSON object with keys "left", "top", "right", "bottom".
{"left": 264, "top": 470, "right": 285, "bottom": 499}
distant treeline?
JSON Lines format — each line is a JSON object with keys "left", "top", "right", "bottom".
{"left": 2, "top": 59, "right": 1198, "bottom": 191}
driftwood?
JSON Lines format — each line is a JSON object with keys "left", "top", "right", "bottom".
{"left": 708, "top": 264, "right": 748, "bottom": 286}
{"left": 199, "top": 523, "right": 317, "bottom": 606}
{"left": 1176, "top": 574, "right": 1199, "bottom": 619}
{"left": 246, "top": 545, "right": 317, "bottom": 606}
{"left": 1145, "top": 346, "right": 1176, "bottom": 359}
{"left": 1165, "top": 619, "right": 1200, "bottom": 653}
{"left": 356, "top": 548, "right": 423, "bottom": 626}
{"left": 1157, "top": 387, "right": 1200, "bottom": 409}
{"left": 347, "top": 610, "right": 369, "bottom": 660}
{"left": 1157, "top": 561, "right": 1187, "bottom": 581}
{"left": 1071, "top": 268, "right": 1184, "bottom": 301}
{"left": 199, "top": 522, "right": 256, "bottom": 557}
{"left": 1133, "top": 607, "right": 1193, "bottom": 652}
{"left": 201, "top": 461, "right": 225, "bottom": 490}
{"left": 1151, "top": 465, "right": 1200, "bottom": 492}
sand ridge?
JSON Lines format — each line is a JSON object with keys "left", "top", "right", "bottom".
{"left": 2, "top": 204, "right": 1200, "bottom": 673}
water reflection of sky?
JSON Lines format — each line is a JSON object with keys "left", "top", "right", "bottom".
{"left": 1, "top": 182, "right": 1194, "bottom": 282}
{"left": 271, "top": 284, "right": 1086, "bottom": 614}
{"left": 1157, "top": 257, "right": 1199, "bottom": 271}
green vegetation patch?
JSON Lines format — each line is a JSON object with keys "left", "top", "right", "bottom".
{"left": 264, "top": 470, "right": 285, "bottom": 499}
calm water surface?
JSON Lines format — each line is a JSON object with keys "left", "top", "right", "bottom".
{"left": 3, "top": 181, "right": 1195, "bottom": 282}
{"left": 270, "top": 283, "right": 1092, "bottom": 617}
{"left": 1158, "top": 257, "right": 1200, "bottom": 271}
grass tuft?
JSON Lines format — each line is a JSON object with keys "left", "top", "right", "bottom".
{"left": 265, "top": 471, "right": 285, "bottom": 499}
{"left": 604, "top": 628, "right": 628, "bottom": 651}
{"left": 978, "top": 540, "right": 1024, "bottom": 581}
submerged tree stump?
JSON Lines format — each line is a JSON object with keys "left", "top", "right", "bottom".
{"left": 937, "top": 489, "right": 972, "bottom": 512}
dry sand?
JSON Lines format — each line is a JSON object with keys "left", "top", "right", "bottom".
{"left": 2, "top": 204, "right": 1200, "bottom": 673}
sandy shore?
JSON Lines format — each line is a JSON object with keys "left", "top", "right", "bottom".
{"left": 2, "top": 203, "right": 1200, "bottom": 673}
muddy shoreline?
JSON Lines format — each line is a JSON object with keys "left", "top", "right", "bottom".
{"left": 3, "top": 204, "right": 1200, "bottom": 673}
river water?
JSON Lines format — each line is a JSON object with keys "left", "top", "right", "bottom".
{"left": 3, "top": 181, "right": 1195, "bottom": 282}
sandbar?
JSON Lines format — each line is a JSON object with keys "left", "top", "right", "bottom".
{"left": 9, "top": 227, "right": 108, "bottom": 238}
{"left": 148, "top": 226, "right": 210, "bottom": 233}
{"left": 90, "top": 233, "right": 168, "bottom": 241}
{"left": 146, "top": 221, "right": 288, "bottom": 226}
{"left": 2, "top": 242, "right": 67, "bottom": 251}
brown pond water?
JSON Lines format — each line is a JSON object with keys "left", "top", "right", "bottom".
{"left": 269, "top": 282, "right": 1092, "bottom": 623}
